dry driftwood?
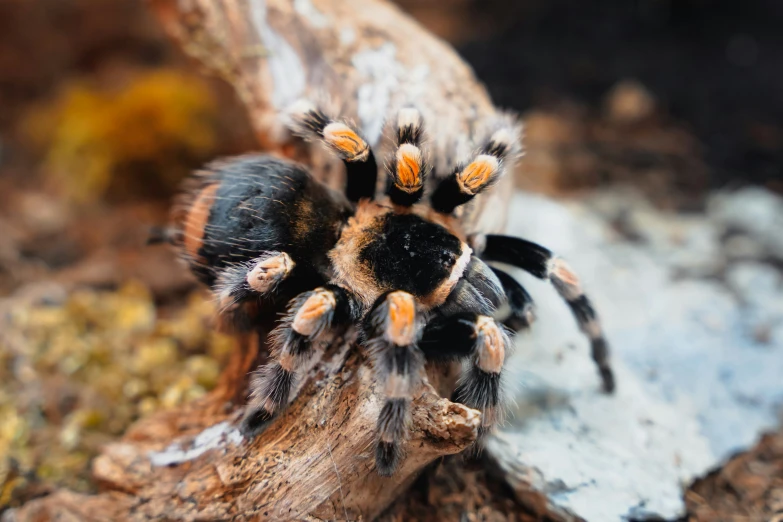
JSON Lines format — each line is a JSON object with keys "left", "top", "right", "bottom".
{"left": 8, "top": 0, "right": 513, "bottom": 520}
{"left": 10, "top": 330, "right": 479, "bottom": 521}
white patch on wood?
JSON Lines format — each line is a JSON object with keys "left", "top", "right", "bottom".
{"left": 250, "top": 0, "right": 306, "bottom": 109}
{"left": 340, "top": 27, "right": 356, "bottom": 46}
{"left": 147, "top": 421, "right": 241, "bottom": 467}
{"left": 294, "top": 0, "right": 328, "bottom": 28}
{"left": 352, "top": 43, "right": 401, "bottom": 144}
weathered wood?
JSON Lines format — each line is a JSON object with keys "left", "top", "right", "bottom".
{"left": 9, "top": 331, "right": 479, "bottom": 521}
{"left": 7, "top": 0, "right": 513, "bottom": 520}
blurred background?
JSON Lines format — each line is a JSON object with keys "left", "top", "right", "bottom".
{"left": 0, "top": 0, "right": 780, "bottom": 518}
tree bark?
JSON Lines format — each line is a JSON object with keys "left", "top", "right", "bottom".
{"left": 7, "top": 1, "right": 512, "bottom": 520}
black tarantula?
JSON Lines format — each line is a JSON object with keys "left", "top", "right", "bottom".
{"left": 170, "top": 103, "right": 615, "bottom": 476}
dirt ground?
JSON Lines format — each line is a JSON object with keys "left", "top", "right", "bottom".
{"left": 0, "top": 0, "right": 781, "bottom": 520}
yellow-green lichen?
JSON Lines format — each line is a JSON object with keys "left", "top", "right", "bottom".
{"left": 22, "top": 69, "right": 218, "bottom": 202}
{"left": 0, "top": 283, "right": 232, "bottom": 507}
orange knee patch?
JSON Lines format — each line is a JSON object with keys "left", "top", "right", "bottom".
{"left": 292, "top": 289, "right": 336, "bottom": 337}
{"left": 475, "top": 316, "right": 505, "bottom": 374}
{"left": 323, "top": 122, "right": 369, "bottom": 161}
{"left": 549, "top": 257, "right": 583, "bottom": 300}
{"left": 386, "top": 291, "right": 417, "bottom": 346}
{"left": 247, "top": 253, "right": 294, "bottom": 293}
{"left": 457, "top": 155, "right": 499, "bottom": 195}
{"left": 394, "top": 144, "right": 423, "bottom": 193}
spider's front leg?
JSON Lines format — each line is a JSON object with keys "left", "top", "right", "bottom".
{"left": 240, "top": 284, "right": 358, "bottom": 435}
{"left": 478, "top": 234, "right": 616, "bottom": 393}
{"left": 289, "top": 102, "right": 378, "bottom": 202}
{"left": 420, "top": 313, "right": 510, "bottom": 435}
{"left": 362, "top": 291, "right": 426, "bottom": 476}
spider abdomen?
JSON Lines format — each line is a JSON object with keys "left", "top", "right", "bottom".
{"left": 178, "top": 155, "right": 351, "bottom": 286}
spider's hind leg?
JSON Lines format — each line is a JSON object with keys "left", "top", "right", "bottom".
{"left": 479, "top": 234, "right": 615, "bottom": 393}
{"left": 240, "top": 284, "right": 357, "bottom": 436}
{"left": 490, "top": 266, "right": 536, "bottom": 332}
{"left": 363, "top": 291, "right": 426, "bottom": 476}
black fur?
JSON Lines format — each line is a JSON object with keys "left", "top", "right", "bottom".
{"left": 277, "top": 328, "right": 311, "bottom": 358}
{"left": 567, "top": 294, "right": 597, "bottom": 325}
{"left": 193, "top": 155, "right": 352, "bottom": 285}
{"left": 299, "top": 109, "right": 330, "bottom": 136}
{"left": 566, "top": 296, "right": 615, "bottom": 392}
{"left": 418, "top": 313, "right": 480, "bottom": 361}
{"left": 397, "top": 123, "right": 423, "bottom": 146}
{"left": 240, "top": 362, "right": 295, "bottom": 436}
{"left": 239, "top": 407, "right": 273, "bottom": 437}
{"left": 258, "top": 362, "right": 295, "bottom": 411}
{"left": 480, "top": 235, "right": 552, "bottom": 279}
{"left": 430, "top": 171, "right": 472, "bottom": 214}
{"left": 386, "top": 178, "right": 423, "bottom": 206}
{"left": 345, "top": 151, "right": 378, "bottom": 203}
{"left": 277, "top": 285, "right": 357, "bottom": 353}
{"left": 592, "top": 338, "right": 615, "bottom": 392}
{"left": 483, "top": 140, "right": 510, "bottom": 158}
{"left": 454, "top": 367, "right": 501, "bottom": 411}
{"left": 375, "top": 441, "right": 403, "bottom": 477}
{"left": 377, "top": 398, "right": 409, "bottom": 441}
{"left": 491, "top": 267, "right": 535, "bottom": 330}
{"left": 375, "top": 399, "right": 409, "bottom": 476}
{"left": 323, "top": 284, "right": 360, "bottom": 325}
{"left": 359, "top": 214, "right": 462, "bottom": 297}
{"left": 219, "top": 263, "right": 256, "bottom": 303}
{"left": 371, "top": 342, "right": 424, "bottom": 389}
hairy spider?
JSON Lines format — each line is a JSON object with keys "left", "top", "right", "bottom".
{"left": 170, "top": 103, "right": 615, "bottom": 476}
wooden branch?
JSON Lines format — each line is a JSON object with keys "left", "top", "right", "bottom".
{"left": 8, "top": 1, "right": 513, "bottom": 520}
{"left": 9, "top": 331, "right": 479, "bottom": 521}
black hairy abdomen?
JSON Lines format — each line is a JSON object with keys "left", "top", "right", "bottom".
{"left": 359, "top": 214, "right": 461, "bottom": 297}
{"left": 196, "top": 156, "right": 351, "bottom": 284}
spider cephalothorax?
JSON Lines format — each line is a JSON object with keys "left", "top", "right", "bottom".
{"left": 170, "top": 104, "right": 615, "bottom": 475}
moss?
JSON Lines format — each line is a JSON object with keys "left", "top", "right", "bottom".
{"left": 0, "top": 283, "right": 232, "bottom": 507}
{"left": 22, "top": 70, "right": 218, "bottom": 202}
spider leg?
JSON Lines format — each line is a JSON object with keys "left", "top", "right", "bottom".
{"left": 479, "top": 235, "right": 615, "bottom": 393}
{"left": 240, "top": 285, "right": 358, "bottom": 435}
{"left": 385, "top": 108, "right": 428, "bottom": 206}
{"left": 213, "top": 252, "right": 295, "bottom": 318}
{"left": 289, "top": 102, "right": 377, "bottom": 202}
{"left": 362, "top": 291, "right": 425, "bottom": 476}
{"left": 419, "top": 313, "right": 510, "bottom": 434}
{"left": 490, "top": 266, "right": 536, "bottom": 332}
{"left": 430, "top": 118, "right": 520, "bottom": 214}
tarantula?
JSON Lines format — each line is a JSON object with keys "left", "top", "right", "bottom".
{"left": 170, "top": 103, "right": 615, "bottom": 476}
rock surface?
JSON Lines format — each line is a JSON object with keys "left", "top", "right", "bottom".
{"left": 489, "top": 188, "right": 783, "bottom": 521}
